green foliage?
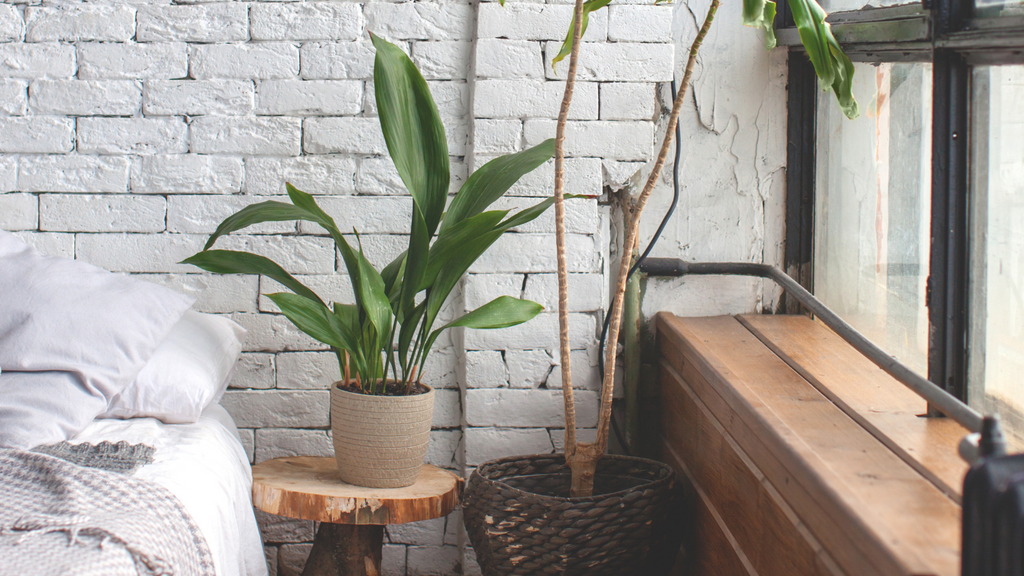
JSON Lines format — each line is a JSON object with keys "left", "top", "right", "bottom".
{"left": 183, "top": 35, "right": 563, "bottom": 394}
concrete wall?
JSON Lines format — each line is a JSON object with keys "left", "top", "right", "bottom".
{"left": 0, "top": 0, "right": 693, "bottom": 574}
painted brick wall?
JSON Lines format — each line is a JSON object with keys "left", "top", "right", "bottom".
{"left": 0, "top": 0, "right": 673, "bottom": 573}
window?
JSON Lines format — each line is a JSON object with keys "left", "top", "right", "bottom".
{"left": 782, "top": 0, "right": 1024, "bottom": 440}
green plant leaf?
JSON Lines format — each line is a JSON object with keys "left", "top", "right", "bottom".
{"left": 381, "top": 251, "right": 407, "bottom": 302}
{"left": 786, "top": 0, "right": 859, "bottom": 118}
{"left": 399, "top": 206, "right": 430, "bottom": 323}
{"left": 200, "top": 200, "right": 309, "bottom": 251}
{"left": 421, "top": 210, "right": 509, "bottom": 291}
{"left": 422, "top": 296, "right": 544, "bottom": 360}
{"left": 398, "top": 301, "right": 426, "bottom": 371}
{"left": 181, "top": 250, "right": 324, "bottom": 306}
{"left": 552, "top": 0, "right": 612, "bottom": 71}
{"left": 354, "top": 240, "right": 393, "bottom": 344}
{"left": 440, "top": 139, "right": 556, "bottom": 234}
{"left": 371, "top": 33, "right": 450, "bottom": 237}
{"left": 267, "top": 292, "right": 348, "bottom": 350}
{"left": 741, "top": 0, "right": 778, "bottom": 50}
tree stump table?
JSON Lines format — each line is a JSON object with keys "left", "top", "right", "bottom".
{"left": 252, "top": 456, "right": 463, "bottom": 576}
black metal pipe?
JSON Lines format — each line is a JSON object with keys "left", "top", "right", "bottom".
{"left": 640, "top": 258, "right": 984, "bottom": 433}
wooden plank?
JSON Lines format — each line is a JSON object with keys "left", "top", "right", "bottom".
{"left": 661, "top": 442, "right": 759, "bottom": 576}
{"left": 660, "top": 356, "right": 844, "bottom": 576}
{"left": 738, "top": 314, "right": 969, "bottom": 501}
{"left": 656, "top": 313, "right": 961, "bottom": 576}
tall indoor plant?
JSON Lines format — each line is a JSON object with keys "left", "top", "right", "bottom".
{"left": 464, "top": 0, "right": 861, "bottom": 572}
{"left": 185, "top": 35, "right": 559, "bottom": 488}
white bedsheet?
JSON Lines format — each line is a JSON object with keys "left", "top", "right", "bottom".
{"left": 69, "top": 404, "right": 267, "bottom": 576}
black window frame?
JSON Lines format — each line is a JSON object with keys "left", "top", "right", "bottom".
{"left": 781, "top": 0, "right": 1024, "bottom": 405}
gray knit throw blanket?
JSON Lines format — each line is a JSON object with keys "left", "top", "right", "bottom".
{"left": 0, "top": 448, "right": 215, "bottom": 576}
{"left": 34, "top": 440, "right": 156, "bottom": 474}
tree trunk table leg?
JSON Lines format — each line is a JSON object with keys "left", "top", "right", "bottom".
{"left": 300, "top": 523, "right": 384, "bottom": 576}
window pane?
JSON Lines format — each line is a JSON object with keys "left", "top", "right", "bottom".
{"left": 974, "top": 0, "right": 1024, "bottom": 18}
{"left": 969, "top": 65, "right": 1024, "bottom": 442}
{"left": 814, "top": 62, "right": 933, "bottom": 376}
{"left": 819, "top": 0, "right": 920, "bottom": 13}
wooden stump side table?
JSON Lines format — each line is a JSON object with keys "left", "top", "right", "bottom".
{"left": 252, "top": 457, "right": 463, "bottom": 576}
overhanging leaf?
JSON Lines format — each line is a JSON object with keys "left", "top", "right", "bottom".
{"left": 422, "top": 296, "right": 544, "bottom": 360}
{"left": 552, "top": 0, "right": 612, "bottom": 71}
{"left": 181, "top": 250, "right": 323, "bottom": 306}
{"left": 200, "top": 201, "right": 309, "bottom": 251}
{"left": 267, "top": 292, "right": 349, "bottom": 350}
{"left": 742, "top": 0, "right": 778, "bottom": 50}
{"left": 787, "top": 0, "right": 859, "bottom": 118}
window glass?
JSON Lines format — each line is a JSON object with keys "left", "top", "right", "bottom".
{"left": 814, "top": 62, "right": 934, "bottom": 376}
{"left": 968, "top": 64, "right": 1024, "bottom": 442}
{"left": 818, "top": 0, "right": 920, "bottom": 13}
{"left": 975, "top": 0, "right": 1024, "bottom": 18}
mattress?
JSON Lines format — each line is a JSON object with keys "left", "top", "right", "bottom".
{"left": 68, "top": 404, "right": 268, "bottom": 576}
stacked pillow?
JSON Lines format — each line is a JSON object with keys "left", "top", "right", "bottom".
{"left": 0, "top": 231, "right": 246, "bottom": 449}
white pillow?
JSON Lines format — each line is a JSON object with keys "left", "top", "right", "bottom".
{"left": 101, "top": 310, "right": 246, "bottom": 424}
{"left": 0, "top": 230, "right": 194, "bottom": 449}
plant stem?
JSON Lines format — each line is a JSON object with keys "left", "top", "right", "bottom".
{"left": 594, "top": 0, "right": 721, "bottom": 456}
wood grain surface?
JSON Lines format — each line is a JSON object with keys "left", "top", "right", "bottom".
{"left": 252, "top": 457, "right": 463, "bottom": 525}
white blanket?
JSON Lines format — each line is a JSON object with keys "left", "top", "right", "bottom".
{"left": 69, "top": 404, "right": 267, "bottom": 576}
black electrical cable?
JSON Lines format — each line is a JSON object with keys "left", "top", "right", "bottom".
{"left": 604, "top": 79, "right": 683, "bottom": 455}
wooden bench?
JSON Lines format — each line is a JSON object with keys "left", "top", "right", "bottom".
{"left": 657, "top": 313, "right": 968, "bottom": 576}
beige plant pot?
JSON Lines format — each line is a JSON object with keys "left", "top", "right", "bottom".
{"left": 331, "top": 381, "right": 435, "bottom": 488}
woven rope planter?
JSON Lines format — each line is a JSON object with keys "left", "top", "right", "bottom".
{"left": 463, "top": 454, "right": 679, "bottom": 575}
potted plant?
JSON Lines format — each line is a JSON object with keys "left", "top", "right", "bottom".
{"left": 463, "top": 0, "right": 860, "bottom": 573}
{"left": 184, "top": 34, "right": 562, "bottom": 489}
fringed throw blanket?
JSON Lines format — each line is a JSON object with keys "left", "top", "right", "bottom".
{"left": 0, "top": 447, "right": 215, "bottom": 576}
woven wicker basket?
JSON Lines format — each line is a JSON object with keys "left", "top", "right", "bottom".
{"left": 463, "top": 453, "right": 679, "bottom": 576}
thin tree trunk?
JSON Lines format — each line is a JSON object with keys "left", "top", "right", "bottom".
{"left": 592, "top": 0, "right": 721, "bottom": 459}
{"left": 554, "top": 0, "right": 587, "bottom": 473}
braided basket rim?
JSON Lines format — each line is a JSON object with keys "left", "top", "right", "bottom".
{"left": 471, "top": 453, "right": 675, "bottom": 503}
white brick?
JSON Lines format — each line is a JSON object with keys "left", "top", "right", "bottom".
{"left": 407, "top": 546, "right": 460, "bottom": 576}
{"left": 77, "top": 117, "right": 188, "bottom": 155}
{"left": 0, "top": 156, "right": 14, "bottom": 192}
{"left": 474, "top": 79, "right": 597, "bottom": 120}
{"left": 255, "top": 428, "right": 333, "bottom": 462}
{"left": 603, "top": 160, "right": 646, "bottom": 188}
{"left": 0, "top": 80, "right": 26, "bottom": 116}
{"left": 478, "top": 4, "right": 607, "bottom": 41}
{"left": 144, "top": 80, "right": 254, "bottom": 116}
{"left": 275, "top": 351, "right": 340, "bottom": 390}
{"left": 245, "top": 156, "right": 356, "bottom": 196}
{"left": 464, "top": 274, "right": 524, "bottom": 312}
{"left": 432, "top": 388, "right": 461, "bottom": 428}
{"left": 0, "top": 44, "right": 74, "bottom": 79}
{"left": 192, "top": 117, "right": 301, "bottom": 155}
{"left": 78, "top": 43, "right": 187, "bottom": 80}
{"left": 383, "top": 545, "right": 407, "bottom": 576}
{"left": 39, "top": 194, "right": 165, "bottom": 232}
{"left": 491, "top": 197, "right": 601, "bottom": 235}
{"left": 256, "top": 80, "right": 362, "bottom": 116}
{"left": 167, "top": 195, "right": 295, "bottom": 235}
{"left": 133, "top": 155, "right": 243, "bottom": 194}
{"left": 137, "top": 4, "right": 247, "bottom": 42}
{"left": 608, "top": 5, "right": 674, "bottom": 43}
{"left": 300, "top": 41, "right": 376, "bottom": 80}
{"left": 473, "top": 119, "right": 521, "bottom": 155}
{"left": 545, "top": 42, "right": 674, "bottom": 82}
{"left": 255, "top": 509, "right": 314, "bottom": 544}
{"left": 304, "top": 117, "right": 386, "bottom": 155}
{"left": 522, "top": 273, "right": 604, "bottom": 312}
{"left": 468, "top": 233, "right": 600, "bottom": 274}
{"left": 388, "top": 517, "right": 445, "bottom": 547}
{"left": 0, "top": 193, "right": 36, "bottom": 231}
{"left": 222, "top": 390, "right": 329, "bottom": 428}
{"left": 335, "top": 233, "right": 406, "bottom": 271}
{"left": 30, "top": 80, "right": 141, "bottom": 116}
{"left": 600, "top": 82, "right": 657, "bottom": 120}
{"left": 227, "top": 314, "right": 326, "bottom": 353}
{"left": 230, "top": 353, "right": 275, "bottom": 390}
{"left": 465, "top": 349, "right": 509, "bottom": 389}
{"left": 0, "top": 117, "right": 70, "bottom": 153}
{"left": 137, "top": 273, "right": 260, "bottom": 314}
{"left": 422, "top": 346, "right": 459, "bottom": 390}
{"left": 190, "top": 43, "right": 298, "bottom": 80}
{"left": 464, "top": 427, "right": 553, "bottom": 466}
{"left": 364, "top": 3, "right": 473, "bottom": 41}
{"left": 251, "top": 4, "right": 362, "bottom": 41}
{"left": 550, "top": 427, "right": 598, "bottom": 452}
{"left": 466, "top": 389, "right": 598, "bottom": 427}
{"left": 413, "top": 42, "right": 471, "bottom": 81}
{"left": 19, "top": 155, "right": 129, "bottom": 192}
{"left": 238, "top": 429, "right": 255, "bottom": 463}
{"left": 524, "top": 119, "right": 654, "bottom": 161}
{"left": 475, "top": 39, "right": 544, "bottom": 79}
{"left": 25, "top": 6, "right": 135, "bottom": 42}
{"left": 507, "top": 349, "right": 555, "bottom": 389}
{"left": 355, "top": 158, "right": 405, "bottom": 195}
{"left": 0, "top": 5, "right": 22, "bottom": 42}
{"left": 75, "top": 232, "right": 203, "bottom": 272}
{"left": 426, "top": 81, "right": 469, "bottom": 121}
{"left": 295, "top": 197, "right": 411, "bottom": 235}
{"left": 216, "top": 234, "right": 336, "bottom": 274}
{"left": 497, "top": 156, "right": 603, "bottom": 197}
{"left": 13, "top": 231, "right": 74, "bottom": 259}
{"left": 464, "top": 312, "right": 596, "bottom": 350}
{"left": 546, "top": 348, "right": 601, "bottom": 390}
{"left": 425, "top": 429, "right": 460, "bottom": 468}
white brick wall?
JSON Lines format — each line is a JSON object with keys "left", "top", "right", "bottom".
{"left": 0, "top": 1, "right": 676, "bottom": 574}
